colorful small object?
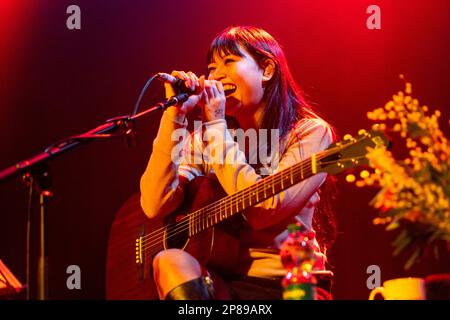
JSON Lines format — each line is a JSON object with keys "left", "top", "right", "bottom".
{"left": 280, "top": 223, "right": 317, "bottom": 300}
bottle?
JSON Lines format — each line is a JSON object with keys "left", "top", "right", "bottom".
{"left": 280, "top": 222, "right": 317, "bottom": 300}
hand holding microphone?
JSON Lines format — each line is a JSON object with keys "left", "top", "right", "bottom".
{"left": 157, "top": 71, "right": 226, "bottom": 122}
{"left": 157, "top": 71, "right": 204, "bottom": 116}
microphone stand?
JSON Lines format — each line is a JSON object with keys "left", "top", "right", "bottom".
{"left": 0, "top": 93, "right": 188, "bottom": 300}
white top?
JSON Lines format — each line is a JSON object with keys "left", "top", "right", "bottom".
{"left": 140, "top": 109, "right": 333, "bottom": 278}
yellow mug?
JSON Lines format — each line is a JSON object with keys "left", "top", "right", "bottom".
{"left": 369, "top": 277, "right": 426, "bottom": 300}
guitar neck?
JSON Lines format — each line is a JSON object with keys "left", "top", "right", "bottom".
{"left": 187, "top": 152, "right": 324, "bottom": 237}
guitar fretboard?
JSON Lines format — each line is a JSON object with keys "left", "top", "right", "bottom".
{"left": 187, "top": 152, "right": 324, "bottom": 236}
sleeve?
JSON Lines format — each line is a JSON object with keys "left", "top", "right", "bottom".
{"left": 201, "top": 118, "right": 333, "bottom": 230}
{"left": 139, "top": 108, "right": 199, "bottom": 219}
{"left": 178, "top": 130, "right": 204, "bottom": 181}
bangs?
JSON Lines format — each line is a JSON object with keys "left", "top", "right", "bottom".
{"left": 207, "top": 33, "right": 244, "bottom": 65}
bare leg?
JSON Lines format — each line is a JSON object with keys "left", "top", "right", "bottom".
{"left": 153, "top": 248, "right": 231, "bottom": 299}
{"left": 153, "top": 248, "right": 203, "bottom": 298}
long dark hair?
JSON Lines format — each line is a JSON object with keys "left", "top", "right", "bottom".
{"left": 207, "top": 26, "right": 338, "bottom": 252}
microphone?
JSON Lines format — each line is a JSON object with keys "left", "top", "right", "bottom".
{"left": 156, "top": 72, "right": 202, "bottom": 94}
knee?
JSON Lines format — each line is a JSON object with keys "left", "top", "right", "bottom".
{"left": 153, "top": 248, "right": 184, "bottom": 272}
{"left": 153, "top": 248, "right": 201, "bottom": 279}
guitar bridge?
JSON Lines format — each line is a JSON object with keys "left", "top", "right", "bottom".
{"left": 135, "top": 226, "right": 145, "bottom": 280}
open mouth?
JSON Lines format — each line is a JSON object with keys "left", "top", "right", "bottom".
{"left": 223, "top": 84, "right": 237, "bottom": 96}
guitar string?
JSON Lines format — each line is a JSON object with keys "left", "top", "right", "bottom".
{"left": 135, "top": 133, "right": 376, "bottom": 253}
{"left": 137, "top": 145, "right": 342, "bottom": 244}
{"left": 139, "top": 142, "right": 367, "bottom": 250}
{"left": 140, "top": 153, "right": 370, "bottom": 252}
{"left": 139, "top": 157, "right": 321, "bottom": 246}
{"left": 139, "top": 150, "right": 334, "bottom": 250}
{"left": 140, "top": 164, "right": 318, "bottom": 252}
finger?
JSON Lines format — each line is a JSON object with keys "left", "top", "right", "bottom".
{"left": 179, "top": 71, "right": 193, "bottom": 89}
{"left": 214, "top": 81, "right": 224, "bottom": 95}
{"left": 187, "top": 71, "right": 200, "bottom": 85}
{"left": 170, "top": 70, "right": 190, "bottom": 88}
{"left": 203, "top": 87, "right": 209, "bottom": 105}
{"left": 171, "top": 70, "right": 186, "bottom": 79}
{"left": 199, "top": 75, "right": 205, "bottom": 90}
{"left": 187, "top": 72, "right": 201, "bottom": 92}
{"left": 185, "top": 71, "right": 196, "bottom": 91}
{"left": 210, "top": 80, "right": 221, "bottom": 97}
{"left": 205, "top": 80, "right": 216, "bottom": 98}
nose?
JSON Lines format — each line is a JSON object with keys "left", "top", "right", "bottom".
{"left": 209, "top": 66, "right": 226, "bottom": 81}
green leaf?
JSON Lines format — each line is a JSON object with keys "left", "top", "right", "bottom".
{"left": 393, "top": 234, "right": 412, "bottom": 256}
{"left": 386, "top": 220, "right": 400, "bottom": 231}
{"left": 393, "top": 230, "right": 408, "bottom": 246}
{"left": 404, "top": 248, "right": 421, "bottom": 270}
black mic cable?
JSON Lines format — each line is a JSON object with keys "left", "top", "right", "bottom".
{"left": 131, "top": 74, "right": 159, "bottom": 116}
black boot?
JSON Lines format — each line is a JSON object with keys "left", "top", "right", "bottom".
{"left": 165, "top": 276, "right": 215, "bottom": 300}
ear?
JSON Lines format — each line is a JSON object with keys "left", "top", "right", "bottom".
{"left": 262, "top": 58, "right": 276, "bottom": 83}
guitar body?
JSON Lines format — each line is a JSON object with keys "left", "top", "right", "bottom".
{"left": 106, "top": 176, "right": 242, "bottom": 299}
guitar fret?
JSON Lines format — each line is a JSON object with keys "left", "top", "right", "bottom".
{"left": 290, "top": 167, "right": 294, "bottom": 185}
{"left": 196, "top": 213, "right": 199, "bottom": 233}
{"left": 222, "top": 201, "right": 226, "bottom": 220}
{"left": 200, "top": 213, "right": 203, "bottom": 231}
{"left": 189, "top": 214, "right": 192, "bottom": 237}
{"left": 222, "top": 202, "right": 231, "bottom": 220}
{"left": 202, "top": 212, "right": 205, "bottom": 230}
{"left": 311, "top": 153, "right": 317, "bottom": 174}
{"left": 281, "top": 171, "right": 284, "bottom": 189}
{"left": 300, "top": 162, "right": 304, "bottom": 179}
{"left": 202, "top": 212, "right": 204, "bottom": 230}
{"left": 194, "top": 213, "right": 197, "bottom": 234}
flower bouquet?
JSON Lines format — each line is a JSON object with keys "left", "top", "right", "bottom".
{"left": 350, "top": 76, "right": 450, "bottom": 269}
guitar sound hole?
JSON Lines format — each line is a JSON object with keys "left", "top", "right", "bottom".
{"left": 164, "top": 218, "right": 189, "bottom": 250}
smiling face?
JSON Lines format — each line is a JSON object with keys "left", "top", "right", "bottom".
{"left": 207, "top": 45, "right": 266, "bottom": 116}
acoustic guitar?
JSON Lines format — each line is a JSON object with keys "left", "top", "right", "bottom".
{"left": 105, "top": 129, "right": 388, "bottom": 299}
